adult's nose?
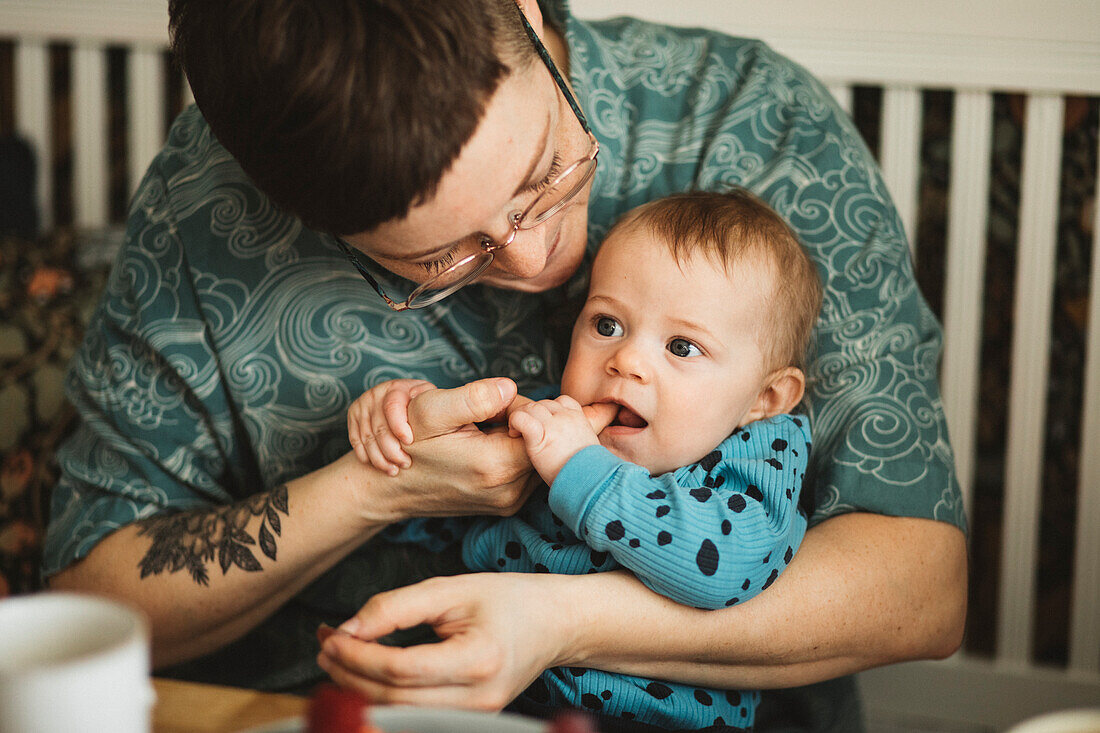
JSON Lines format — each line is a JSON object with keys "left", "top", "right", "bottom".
{"left": 485, "top": 224, "right": 550, "bottom": 280}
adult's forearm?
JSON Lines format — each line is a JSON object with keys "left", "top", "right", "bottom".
{"left": 560, "top": 512, "right": 967, "bottom": 689}
{"left": 49, "top": 454, "right": 387, "bottom": 668}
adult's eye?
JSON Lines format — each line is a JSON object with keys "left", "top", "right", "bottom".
{"left": 668, "top": 338, "right": 701, "bottom": 358}
{"left": 595, "top": 316, "right": 623, "bottom": 337}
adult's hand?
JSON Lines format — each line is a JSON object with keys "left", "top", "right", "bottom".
{"left": 49, "top": 377, "right": 534, "bottom": 669}
{"left": 316, "top": 514, "right": 966, "bottom": 705}
{"left": 359, "top": 378, "right": 537, "bottom": 522}
{"left": 317, "top": 572, "right": 574, "bottom": 710}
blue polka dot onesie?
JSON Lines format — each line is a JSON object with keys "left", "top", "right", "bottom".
{"left": 459, "top": 414, "right": 811, "bottom": 730}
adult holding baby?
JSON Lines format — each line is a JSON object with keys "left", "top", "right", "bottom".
{"left": 43, "top": 1, "right": 967, "bottom": 731}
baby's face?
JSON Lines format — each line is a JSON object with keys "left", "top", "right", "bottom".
{"left": 561, "top": 224, "right": 776, "bottom": 476}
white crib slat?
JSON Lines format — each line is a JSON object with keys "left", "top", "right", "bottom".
{"left": 127, "top": 47, "right": 165, "bottom": 196}
{"left": 880, "top": 87, "right": 923, "bottom": 252}
{"left": 72, "top": 42, "right": 109, "bottom": 229}
{"left": 1069, "top": 126, "right": 1100, "bottom": 674}
{"left": 827, "top": 82, "right": 852, "bottom": 117}
{"left": 14, "top": 40, "right": 52, "bottom": 234}
{"left": 997, "top": 93, "right": 1065, "bottom": 665}
{"left": 940, "top": 90, "right": 993, "bottom": 515}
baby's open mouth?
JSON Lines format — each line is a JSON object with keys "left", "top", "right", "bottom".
{"left": 611, "top": 404, "right": 648, "bottom": 429}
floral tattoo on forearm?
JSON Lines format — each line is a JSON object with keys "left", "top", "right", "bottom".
{"left": 136, "top": 484, "right": 289, "bottom": 586}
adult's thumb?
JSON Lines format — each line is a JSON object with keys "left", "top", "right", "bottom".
{"left": 408, "top": 378, "right": 518, "bottom": 439}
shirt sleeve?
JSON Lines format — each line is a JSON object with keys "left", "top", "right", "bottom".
{"left": 548, "top": 416, "right": 810, "bottom": 610}
{"left": 43, "top": 140, "right": 258, "bottom": 578}
{"left": 704, "top": 55, "right": 966, "bottom": 531}
{"left": 568, "top": 18, "right": 966, "bottom": 532}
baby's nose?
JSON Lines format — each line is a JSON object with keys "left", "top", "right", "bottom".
{"left": 607, "top": 343, "right": 650, "bottom": 383}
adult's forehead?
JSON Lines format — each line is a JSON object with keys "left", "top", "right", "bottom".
{"left": 355, "top": 63, "right": 554, "bottom": 255}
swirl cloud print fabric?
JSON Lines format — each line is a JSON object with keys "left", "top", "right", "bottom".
{"left": 42, "top": 0, "right": 965, "bottom": 722}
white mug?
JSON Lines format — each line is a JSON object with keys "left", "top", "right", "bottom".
{"left": 0, "top": 591, "right": 154, "bottom": 733}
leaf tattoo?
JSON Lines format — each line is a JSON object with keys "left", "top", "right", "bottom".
{"left": 137, "top": 485, "right": 290, "bottom": 585}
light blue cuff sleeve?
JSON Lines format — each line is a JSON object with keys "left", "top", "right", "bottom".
{"left": 546, "top": 418, "right": 810, "bottom": 610}
{"left": 548, "top": 444, "right": 628, "bottom": 530}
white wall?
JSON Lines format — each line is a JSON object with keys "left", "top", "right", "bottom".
{"left": 569, "top": 0, "right": 1100, "bottom": 94}
{"left": 0, "top": 0, "right": 170, "bottom": 44}
{"left": 3, "top": 0, "right": 1097, "bottom": 48}
{"left": 569, "top": 0, "right": 1099, "bottom": 44}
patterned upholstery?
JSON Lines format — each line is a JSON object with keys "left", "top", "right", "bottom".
{"left": 0, "top": 230, "right": 110, "bottom": 596}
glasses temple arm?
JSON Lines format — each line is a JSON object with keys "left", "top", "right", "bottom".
{"left": 334, "top": 237, "right": 406, "bottom": 311}
{"left": 514, "top": 7, "right": 594, "bottom": 136}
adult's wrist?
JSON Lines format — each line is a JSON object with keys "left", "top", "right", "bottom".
{"left": 540, "top": 571, "right": 632, "bottom": 670}
{"left": 309, "top": 451, "right": 410, "bottom": 529}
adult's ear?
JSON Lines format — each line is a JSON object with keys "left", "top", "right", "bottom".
{"left": 515, "top": 0, "right": 544, "bottom": 35}
{"left": 745, "top": 367, "right": 806, "bottom": 423}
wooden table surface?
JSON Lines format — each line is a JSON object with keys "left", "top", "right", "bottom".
{"left": 153, "top": 678, "right": 307, "bottom": 733}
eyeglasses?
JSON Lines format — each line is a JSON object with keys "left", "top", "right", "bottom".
{"left": 336, "top": 5, "right": 599, "bottom": 311}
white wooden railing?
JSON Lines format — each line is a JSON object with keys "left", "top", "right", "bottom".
{"left": 2, "top": 0, "right": 1099, "bottom": 728}
{"left": 1, "top": 0, "right": 187, "bottom": 231}
{"left": 569, "top": 2, "right": 1100, "bottom": 729}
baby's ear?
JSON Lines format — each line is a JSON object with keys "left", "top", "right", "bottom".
{"left": 746, "top": 367, "right": 806, "bottom": 423}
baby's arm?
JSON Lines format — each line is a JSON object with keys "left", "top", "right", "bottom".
{"left": 549, "top": 415, "right": 812, "bottom": 610}
{"left": 347, "top": 379, "right": 435, "bottom": 475}
{"left": 508, "top": 396, "right": 619, "bottom": 483}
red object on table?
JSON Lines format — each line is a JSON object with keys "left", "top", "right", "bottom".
{"left": 307, "top": 683, "right": 380, "bottom": 733}
{"left": 549, "top": 711, "right": 600, "bottom": 733}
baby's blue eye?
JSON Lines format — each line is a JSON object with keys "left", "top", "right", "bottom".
{"left": 595, "top": 316, "right": 623, "bottom": 337}
{"left": 668, "top": 338, "right": 701, "bottom": 357}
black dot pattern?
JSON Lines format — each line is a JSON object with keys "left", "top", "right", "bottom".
{"left": 581, "top": 692, "right": 603, "bottom": 710}
{"left": 455, "top": 414, "right": 811, "bottom": 730}
{"left": 690, "top": 487, "right": 712, "bottom": 502}
{"left": 519, "top": 667, "right": 761, "bottom": 731}
{"left": 699, "top": 450, "right": 722, "bottom": 471}
{"left": 696, "top": 539, "right": 719, "bottom": 575}
{"left": 763, "top": 568, "right": 779, "bottom": 589}
{"left": 646, "top": 682, "right": 673, "bottom": 699}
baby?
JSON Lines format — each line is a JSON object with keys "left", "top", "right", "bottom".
{"left": 347, "top": 189, "right": 823, "bottom": 731}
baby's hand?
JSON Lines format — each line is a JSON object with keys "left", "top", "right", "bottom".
{"left": 347, "top": 379, "right": 435, "bottom": 475}
{"left": 508, "top": 396, "right": 618, "bottom": 484}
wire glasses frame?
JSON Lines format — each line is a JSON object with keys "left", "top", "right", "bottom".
{"left": 336, "top": 6, "right": 599, "bottom": 311}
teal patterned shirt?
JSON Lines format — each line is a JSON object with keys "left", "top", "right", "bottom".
{"left": 44, "top": 0, "right": 964, "bottom": 726}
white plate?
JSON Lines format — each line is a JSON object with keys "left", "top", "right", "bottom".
{"left": 244, "top": 705, "right": 547, "bottom": 733}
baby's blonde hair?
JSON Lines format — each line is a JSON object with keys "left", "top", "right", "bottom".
{"left": 613, "top": 188, "right": 823, "bottom": 372}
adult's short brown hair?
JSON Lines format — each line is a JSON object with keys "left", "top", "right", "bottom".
{"left": 616, "top": 188, "right": 824, "bottom": 372}
{"left": 169, "top": 0, "right": 534, "bottom": 234}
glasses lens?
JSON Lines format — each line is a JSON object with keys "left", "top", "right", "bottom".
{"left": 406, "top": 251, "right": 494, "bottom": 309}
{"left": 520, "top": 157, "right": 597, "bottom": 229}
